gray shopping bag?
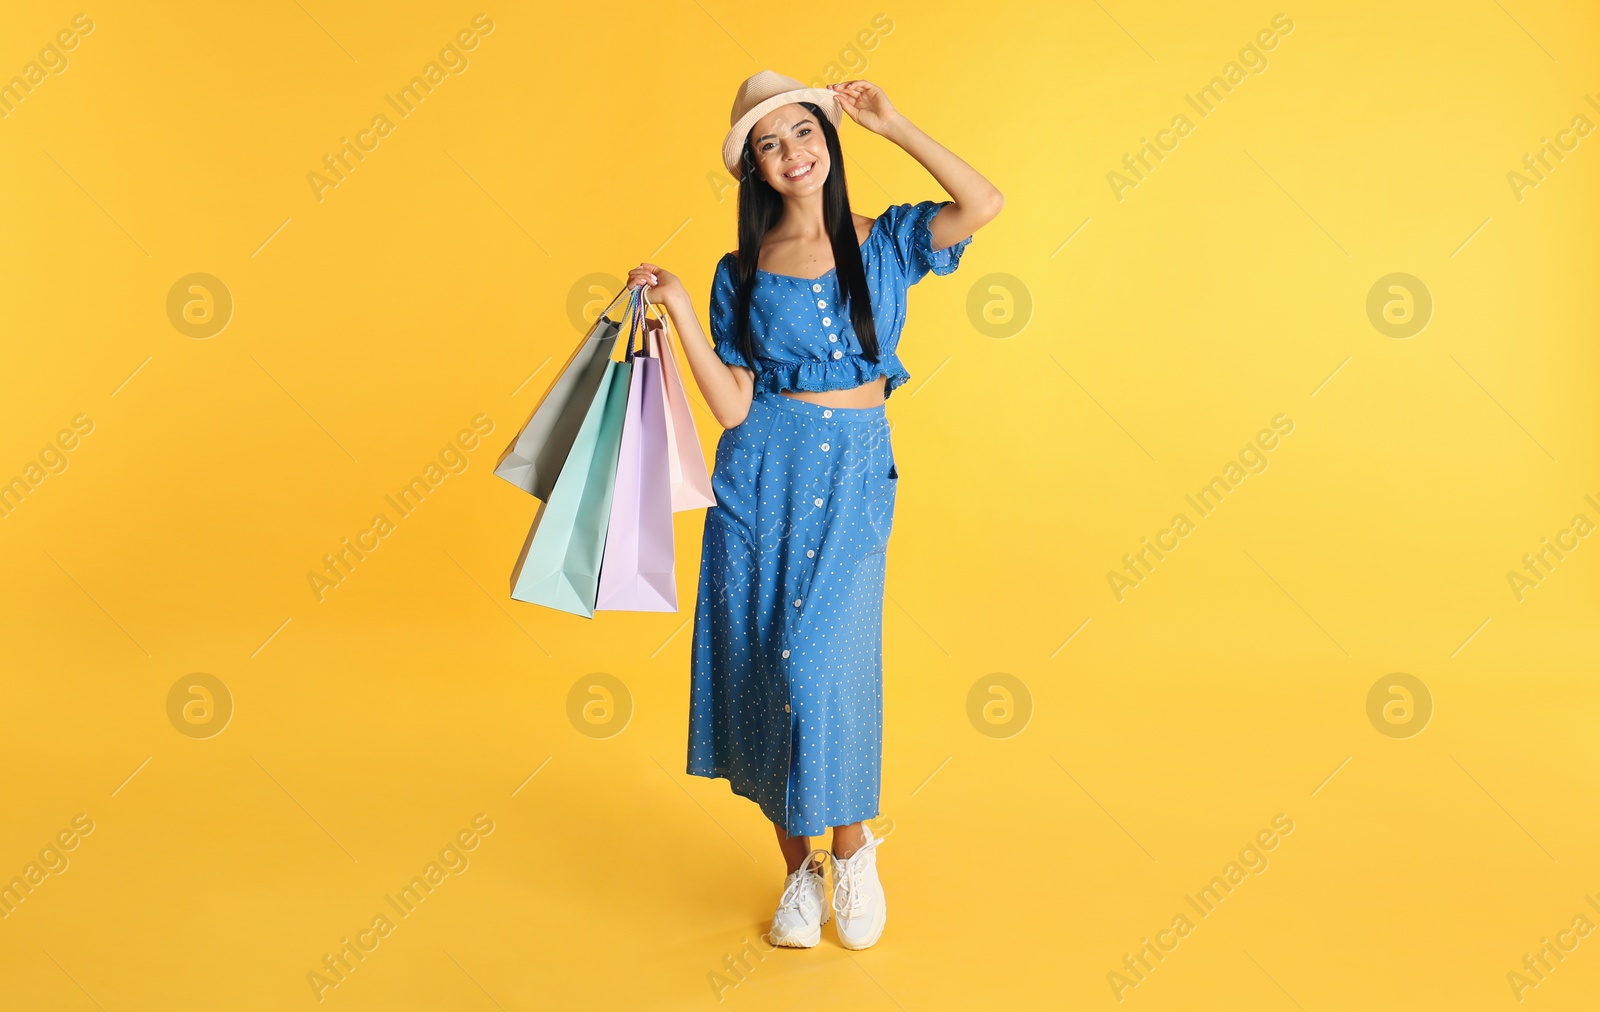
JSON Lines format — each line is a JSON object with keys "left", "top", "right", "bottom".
{"left": 494, "top": 290, "right": 627, "bottom": 500}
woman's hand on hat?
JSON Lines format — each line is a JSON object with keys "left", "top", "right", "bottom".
{"left": 627, "top": 263, "right": 686, "bottom": 307}
{"left": 829, "top": 80, "right": 900, "bottom": 136}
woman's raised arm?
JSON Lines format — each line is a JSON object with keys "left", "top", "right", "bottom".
{"left": 829, "top": 79, "right": 1004, "bottom": 248}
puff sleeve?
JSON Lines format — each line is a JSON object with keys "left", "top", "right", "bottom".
{"left": 708, "top": 252, "right": 751, "bottom": 369}
{"left": 883, "top": 199, "right": 973, "bottom": 287}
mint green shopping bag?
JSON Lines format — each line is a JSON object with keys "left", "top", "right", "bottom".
{"left": 509, "top": 350, "right": 635, "bottom": 617}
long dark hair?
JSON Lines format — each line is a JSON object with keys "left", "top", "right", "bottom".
{"left": 728, "top": 101, "right": 879, "bottom": 373}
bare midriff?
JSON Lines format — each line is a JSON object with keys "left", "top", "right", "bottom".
{"left": 778, "top": 374, "right": 888, "bottom": 409}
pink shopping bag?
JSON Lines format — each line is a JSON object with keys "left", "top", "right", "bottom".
{"left": 595, "top": 287, "right": 677, "bottom": 612}
{"left": 647, "top": 306, "right": 716, "bottom": 511}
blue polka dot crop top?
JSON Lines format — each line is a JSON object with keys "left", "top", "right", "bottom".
{"left": 708, "top": 199, "right": 973, "bottom": 400}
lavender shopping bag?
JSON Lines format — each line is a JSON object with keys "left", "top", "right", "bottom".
{"left": 596, "top": 288, "right": 678, "bottom": 612}
{"left": 509, "top": 348, "right": 633, "bottom": 618}
{"left": 494, "top": 288, "right": 627, "bottom": 501}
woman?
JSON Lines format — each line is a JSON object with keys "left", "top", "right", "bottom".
{"left": 627, "top": 71, "right": 1002, "bottom": 950}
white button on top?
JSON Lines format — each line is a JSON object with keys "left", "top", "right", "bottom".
{"left": 811, "top": 283, "right": 822, "bottom": 293}
{"left": 822, "top": 409, "right": 832, "bottom": 417}
{"left": 822, "top": 317, "right": 831, "bottom": 326}
{"left": 782, "top": 649, "right": 791, "bottom": 658}
{"left": 794, "top": 598, "right": 802, "bottom": 607}
{"left": 806, "top": 549, "right": 815, "bottom": 558}
{"left": 828, "top": 334, "right": 838, "bottom": 342}
{"left": 816, "top": 299, "right": 827, "bottom": 309}
{"left": 832, "top": 350, "right": 843, "bottom": 360}
{"left": 820, "top": 442, "right": 830, "bottom": 451}
{"left": 813, "top": 497, "right": 824, "bottom": 507}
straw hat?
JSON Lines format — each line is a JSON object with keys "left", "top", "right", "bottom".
{"left": 722, "top": 70, "right": 842, "bottom": 181}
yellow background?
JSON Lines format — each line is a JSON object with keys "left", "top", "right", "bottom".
{"left": 2, "top": 1, "right": 1597, "bottom": 1008}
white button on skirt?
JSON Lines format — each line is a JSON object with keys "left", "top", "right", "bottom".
{"left": 687, "top": 389, "right": 898, "bottom": 836}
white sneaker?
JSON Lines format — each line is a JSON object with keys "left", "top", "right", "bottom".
{"left": 831, "top": 824, "right": 887, "bottom": 949}
{"left": 768, "top": 847, "right": 832, "bottom": 948}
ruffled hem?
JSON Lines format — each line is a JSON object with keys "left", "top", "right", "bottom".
{"left": 748, "top": 353, "right": 910, "bottom": 397}
{"left": 911, "top": 199, "right": 973, "bottom": 276}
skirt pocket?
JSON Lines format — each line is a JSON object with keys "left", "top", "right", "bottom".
{"left": 862, "top": 444, "right": 898, "bottom": 554}
{"left": 710, "top": 408, "right": 774, "bottom": 547}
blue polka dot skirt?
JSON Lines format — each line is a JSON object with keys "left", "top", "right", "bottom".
{"left": 687, "top": 389, "right": 897, "bottom": 837}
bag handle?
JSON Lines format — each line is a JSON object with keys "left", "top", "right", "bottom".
{"left": 593, "top": 283, "right": 638, "bottom": 330}
{"left": 622, "top": 283, "right": 673, "bottom": 361}
{"left": 622, "top": 285, "right": 646, "bottom": 361}
{"left": 637, "top": 286, "right": 673, "bottom": 355}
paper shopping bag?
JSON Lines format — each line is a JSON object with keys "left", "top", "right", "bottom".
{"left": 597, "top": 289, "right": 678, "bottom": 612}
{"left": 648, "top": 307, "right": 716, "bottom": 511}
{"left": 494, "top": 289, "right": 627, "bottom": 501}
{"left": 509, "top": 352, "right": 634, "bottom": 617}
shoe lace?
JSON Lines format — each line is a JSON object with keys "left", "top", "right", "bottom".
{"left": 778, "top": 848, "right": 832, "bottom": 912}
{"left": 831, "top": 833, "right": 883, "bottom": 919}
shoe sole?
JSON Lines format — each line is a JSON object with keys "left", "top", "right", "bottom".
{"left": 770, "top": 889, "right": 831, "bottom": 948}
{"left": 769, "top": 923, "right": 822, "bottom": 948}
{"left": 836, "top": 897, "right": 886, "bottom": 950}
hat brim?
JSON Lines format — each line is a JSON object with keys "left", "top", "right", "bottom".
{"left": 723, "top": 88, "right": 842, "bottom": 181}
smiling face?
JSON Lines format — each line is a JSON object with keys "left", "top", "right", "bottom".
{"left": 747, "top": 103, "right": 830, "bottom": 191}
